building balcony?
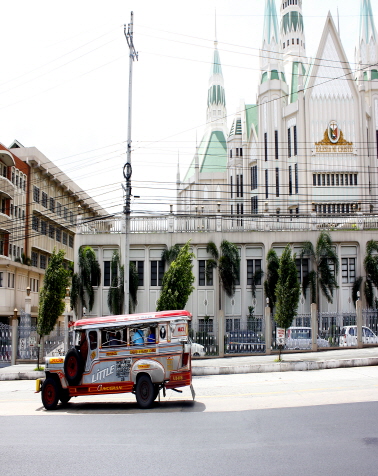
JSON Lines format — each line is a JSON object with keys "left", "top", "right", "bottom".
{"left": 0, "top": 175, "right": 15, "bottom": 201}
{"left": 75, "top": 212, "right": 378, "bottom": 235}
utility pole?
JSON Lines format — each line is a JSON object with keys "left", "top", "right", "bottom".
{"left": 123, "top": 12, "right": 138, "bottom": 314}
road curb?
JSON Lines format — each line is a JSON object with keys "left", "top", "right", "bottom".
{"left": 192, "top": 357, "right": 378, "bottom": 376}
{"left": 0, "top": 371, "right": 44, "bottom": 381}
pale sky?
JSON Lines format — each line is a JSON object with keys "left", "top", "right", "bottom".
{"left": 0, "top": 0, "right": 367, "bottom": 216}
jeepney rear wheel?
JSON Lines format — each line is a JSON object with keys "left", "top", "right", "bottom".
{"left": 41, "top": 377, "right": 60, "bottom": 410}
{"left": 135, "top": 375, "right": 154, "bottom": 409}
{"left": 59, "top": 388, "right": 71, "bottom": 405}
{"left": 64, "top": 348, "right": 84, "bottom": 386}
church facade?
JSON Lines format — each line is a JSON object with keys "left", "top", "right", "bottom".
{"left": 76, "top": 1, "right": 378, "bottom": 335}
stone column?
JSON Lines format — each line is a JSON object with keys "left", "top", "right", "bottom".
{"left": 265, "top": 301, "right": 271, "bottom": 355}
{"left": 311, "top": 303, "right": 318, "bottom": 352}
{"left": 11, "top": 309, "right": 18, "bottom": 366}
{"left": 218, "top": 310, "right": 224, "bottom": 357}
{"left": 356, "top": 299, "right": 363, "bottom": 349}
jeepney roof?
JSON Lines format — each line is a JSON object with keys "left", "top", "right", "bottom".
{"left": 73, "top": 310, "right": 192, "bottom": 330}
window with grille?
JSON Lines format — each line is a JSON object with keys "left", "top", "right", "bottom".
{"left": 151, "top": 261, "right": 164, "bottom": 286}
{"left": 130, "top": 260, "right": 144, "bottom": 287}
{"left": 199, "top": 319, "right": 213, "bottom": 333}
{"left": 42, "top": 192, "right": 48, "bottom": 208}
{"left": 50, "top": 197, "right": 55, "bottom": 213}
{"left": 64, "top": 207, "right": 68, "bottom": 220}
{"left": 41, "top": 221, "right": 47, "bottom": 235}
{"left": 247, "top": 259, "right": 262, "bottom": 285}
{"left": 69, "top": 235, "right": 74, "bottom": 248}
{"left": 265, "top": 169, "right": 269, "bottom": 198}
{"left": 49, "top": 225, "right": 55, "bottom": 239}
{"left": 294, "top": 125, "right": 297, "bottom": 156}
{"left": 251, "top": 196, "right": 258, "bottom": 214}
{"left": 275, "top": 167, "right": 280, "bottom": 197}
{"left": 62, "top": 232, "right": 68, "bottom": 245}
{"left": 56, "top": 202, "right": 62, "bottom": 216}
{"left": 56, "top": 228, "right": 61, "bottom": 242}
{"left": 264, "top": 132, "right": 268, "bottom": 161}
{"left": 32, "top": 216, "right": 39, "bottom": 232}
{"left": 288, "top": 128, "right": 291, "bottom": 157}
{"left": 40, "top": 255, "right": 47, "bottom": 270}
{"left": 275, "top": 130, "right": 279, "bottom": 160}
{"left": 31, "top": 251, "right": 38, "bottom": 267}
{"left": 33, "top": 186, "right": 40, "bottom": 203}
{"left": 251, "top": 165, "right": 258, "bottom": 190}
{"left": 295, "top": 258, "right": 309, "bottom": 282}
{"left": 199, "top": 260, "right": 213, "bottom": 286}
{"left": 295, "top": 164, "right": 298, "bottom": 194}
{"left": 342, "top": 258, "right": 356, "bottom": 283}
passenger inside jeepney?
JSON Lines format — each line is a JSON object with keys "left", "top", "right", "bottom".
{"left": 132, "top": 328, "right": 144, "bottom": 345}
{"left": 79, "top": 331, "right": 88, "bottom": 361}
{"left": 147, "top": 327, "right": 155, "bottom": 343}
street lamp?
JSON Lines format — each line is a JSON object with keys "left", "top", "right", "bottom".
{"left": 26, "top": 286, "right": 31, "bottom": 296}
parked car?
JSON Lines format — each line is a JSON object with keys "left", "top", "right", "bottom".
{"left": 189, "top": 338, "right": 206, "bottom": 357}
{"left": 339, "top": 326, "right": 378, "bottom": 346}
{"left": 285, "top": 327, "right": 330, "bottom": 350}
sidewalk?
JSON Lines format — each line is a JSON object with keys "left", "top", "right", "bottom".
{"left": 0, "top": 347, "right": 377, "bottom": 381}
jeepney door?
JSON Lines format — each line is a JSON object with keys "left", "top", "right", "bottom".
{"left": 85, "top": 330, "right": 98, "bottom": 371}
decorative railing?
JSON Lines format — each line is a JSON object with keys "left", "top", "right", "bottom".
{"left": 0, "top": 323, "right": 11, "bottom": 361}
{"left": 77, "top": 213, "right": 378, "bottom": 235}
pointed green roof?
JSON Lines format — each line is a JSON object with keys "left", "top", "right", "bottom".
{"left": 211, "top": 47, "right": 223, "bottom": 76}
{"left": 183, "top": 130, "right": 227, "bottom": 181}
{"left": 199, "top": 130, "right": 227, "bottom": 173}
{"left": 245, "top": 105, "right": 259, "bottom": 139}
{"left": 360, "top": 0, "right": 377, "bottom": 43}
{"left": 263, "top": 0, "right": 279, "bottom": 44}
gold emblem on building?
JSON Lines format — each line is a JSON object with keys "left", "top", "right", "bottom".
{"left": 315, "top": 122, "right": 353, "bottom": 153}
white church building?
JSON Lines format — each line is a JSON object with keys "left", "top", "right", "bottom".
{"left": 75, "top": 0, "right": 378, "bottom": 335}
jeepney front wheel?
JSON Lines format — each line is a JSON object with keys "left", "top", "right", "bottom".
{"left": 135, "top": 375, "right": 154, "bottom": 409}
{"left": 41, "top": 377, "right": 60, "bottom": 410}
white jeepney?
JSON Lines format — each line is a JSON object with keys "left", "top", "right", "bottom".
{"left": 37, "top": 310, "right": 194, "bottom": 410}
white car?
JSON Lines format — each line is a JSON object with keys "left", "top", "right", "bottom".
{"left": 339, "top": 326, "right": 378, "bottom": 346}
{"left": 285, "top": 327, "right": 330, "bottom": 350}
{"left": 189, "top": 338, "right": 206, "bottom": 357}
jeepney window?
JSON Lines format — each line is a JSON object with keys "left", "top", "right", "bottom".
{"left": 102, "top": 328, "right": 127, "bottom": 347}
{"left": 89, "top": 331, "right": 97, "bottom": 350}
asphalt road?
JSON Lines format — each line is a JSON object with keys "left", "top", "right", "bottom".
{"left": 1, "top": 367, "right": 378, "bottom": 475}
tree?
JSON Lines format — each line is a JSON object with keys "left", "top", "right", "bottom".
{"left": 264, "top": 249, "right": 279, "bottom": 312}
{"left": 206, "top": 240, "right": 240, "bottom": 298}
{"left": 363, "top": 240, "right": 378, "bottom": 308}
{"left": 107, "top": 251, "right": 139, "bottom": 315}
{"left": 156, "top": 241, "right": 195, "bottom": 311}
{"left": 107, "top": 250, "right": 124, "bottom": 315}
{"left": 37, "top": 248, "right": 70, "bottom": 367}
{"left": 70, "top": 246, "right": 101, "bottom": 314}
{"left": 301, "top": 231, "right": 339, "bottom": 307}
{"left": 161, "top": 244, "right": 181, "bottom": 267}
{"left": 274, "top": 245, "right": 301, "bottom": 360}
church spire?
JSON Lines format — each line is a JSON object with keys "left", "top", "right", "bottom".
{"left": 356, "top": 0, "right": 378, "bottom": 83}
{"left": 260, "top": 0, "right": 285, "bottom": 84}
{"left": 359, "top": 0, "right": 377, "bottom": 45}
{"left": 206, "top": 36, "right": 227, "bottom": 132}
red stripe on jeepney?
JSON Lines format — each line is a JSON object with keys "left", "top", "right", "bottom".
{"left": 166, "top": 370, "right": 192, "bottom": 389}
{"left": 68, "top": 381, "right": 134, "bottom": 396}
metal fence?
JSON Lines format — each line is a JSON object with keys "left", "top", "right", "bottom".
{"left": 225, "top": 326, "right": 265, "bottom": 354}
{"left": 318, "top": 312, "right": 357, "bottom": 347}
{"left": 0, "top": 323, "right": 11, "bottom": 362}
